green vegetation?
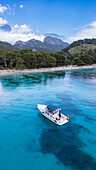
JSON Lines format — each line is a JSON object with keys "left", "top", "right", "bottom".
{"left": 59, "top": 38, "right": 96, "bottom": 66}
{"left": 63, "top": 38, "right": 96, "bottom": 53}
{"left": 0, "top": 38, "right": 96, "bottom": 69}
{"left": 59, "top": 49, "right": 96, "bottom": 66}
{"left": 0, "top": 49, "right": 57, "bottom": 69}
{"left": 68, "top": 44, "right": 96, "bottom": 55}
{"left": 0, "top": 41, "right": 17, "bottom": 51}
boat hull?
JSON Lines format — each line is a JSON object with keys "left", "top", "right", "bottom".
{"left": 37, "top": 104, "right": 68, "bottom": 125}
{"left": 41, "top": 112, "right": 68, "bottom": 125}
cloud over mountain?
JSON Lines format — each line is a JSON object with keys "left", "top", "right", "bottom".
{"left": 45, "top": 33, "right": 65, "bottom": 40}
{"left": 1, "top": 15, "right": 96, "bottom": 45}
{"left": 66, "top": 20, "right": 96, "bottom": 43}
{"left": 0, "top": 17, "right": 45, "bottom": 44}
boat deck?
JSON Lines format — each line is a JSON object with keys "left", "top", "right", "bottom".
{"left": 44, "top": 109, "right": 68, "bottom": 125}
{"left": 37, "top": 104, "right": 69, "bottom": 125}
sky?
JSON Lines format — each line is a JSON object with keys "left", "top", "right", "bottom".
{"left": 0, "top": 0, "right": 96, "bottom": 44}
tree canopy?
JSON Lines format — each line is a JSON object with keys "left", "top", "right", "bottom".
{"left": 0, "top": 48, "right": 95, "bottom": 70}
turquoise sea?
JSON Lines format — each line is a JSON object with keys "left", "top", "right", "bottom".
{"left": 0, "top": 68, "right": 96, "bottom": 170}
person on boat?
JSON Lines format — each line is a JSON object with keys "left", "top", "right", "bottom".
{"left": 48, "top": 108, "right": 52, "bottom": 113}
{"left": 59, "top": 111, "right": 61, "bottom": 119}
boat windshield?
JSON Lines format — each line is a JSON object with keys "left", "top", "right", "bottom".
{"left": 45, "top": 108, "right": 61, "bottom": 115}
{"left": 53, "top": 108, "right": 61, "bottom": 114}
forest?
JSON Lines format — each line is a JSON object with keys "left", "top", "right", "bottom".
{"left": 0, "top": 48, "right": 96, "bottom": 69}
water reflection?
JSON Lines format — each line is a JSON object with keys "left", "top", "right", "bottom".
{"left": 70, "top": 69, "right": 96, "bottom": 80}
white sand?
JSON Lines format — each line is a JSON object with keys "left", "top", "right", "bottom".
{"left": 0, "top": 64, "right": 96, "bottom": 76}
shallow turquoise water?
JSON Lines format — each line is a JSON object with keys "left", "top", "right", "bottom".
{"left": 0, "top": 69, "right": 96, "bottom": 170}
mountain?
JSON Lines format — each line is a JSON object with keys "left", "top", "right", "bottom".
{"left": 0, "top": 41, "right": 17, "bottom": 51}
{"left": 14, "top": 36, "right": 69, "bottom": 53}
{"left": 44, "top": 36, "right": 66, "bottom": 45}
{"left": 1, "top": 38, "right": 96, "bottom": 54}
{"left": 14, "top": 39, "right": 43, "bottom": 50}
{"left": 61, "top": 38, "right": 96, "bottom": 55}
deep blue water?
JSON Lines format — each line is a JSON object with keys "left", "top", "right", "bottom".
{"left": 0, "top": 68, "right": 96, "bottom": 170}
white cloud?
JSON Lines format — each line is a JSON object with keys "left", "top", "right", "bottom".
{"left": 14, "top": 24, "right": 31, "bottom": 33}
{"left": 36, "top": 30, "right": 40, "bottom": 33}
{"left": 0, "top": 4, "right": 8, "bottom": 13}
{"left": 0, "top": 17, "right": 8, "bottom": 25}
{"left": 66, "top": 20, "right": 96, "bottom": 43}
{"left": 20, "top": 5, "right": 23, "bottom": 8}
{"left": 0, "top": 18, "right": 45, "bottom": 44}
{"left": 13, "top": 4, "right": 16, "bottom": 8}
{"left": 0, "top": 4, "right": 12, "bottom": 15}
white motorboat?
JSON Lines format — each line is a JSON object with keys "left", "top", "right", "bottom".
{"left": 37, "top": 104, "right": 69, "bottom": 125}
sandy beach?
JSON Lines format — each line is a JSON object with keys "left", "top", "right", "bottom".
{"left": 0, "top": 64, "right": 96, "bottom": 76}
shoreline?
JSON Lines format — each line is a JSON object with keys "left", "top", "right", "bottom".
{"left": 0, "top": 64, "right": 96, "bottom": 76}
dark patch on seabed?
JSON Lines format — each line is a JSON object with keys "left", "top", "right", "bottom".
{"left": 39, "top": 93, "right": 96, "bottom": 170}
{"left": 45, "top": 96, "right": 92, "bottom": 134}
{"left": 27, "top": 139, "right": 39, "bottom": 152}
{"left": 55, "top": 92, "right": 96, "bottom": 126}
{"left": 55, "top": 92, "right": 84, "bottom": 117}
{"left": 75, "top": 97, "right": 96, "bottom": 108}
{"left": 40, "top": 123, "right": 96, "bottom": 170}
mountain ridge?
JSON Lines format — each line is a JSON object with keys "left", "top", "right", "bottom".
{"left": 14, "top": 36, "right": 69, "bottom": 53}
{"left": 1, "top": 37, "right": 96, "bottom": 54}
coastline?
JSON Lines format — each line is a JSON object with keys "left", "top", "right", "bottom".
{"left": 0, "top": 64, "right": 96, "bottom": 76}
